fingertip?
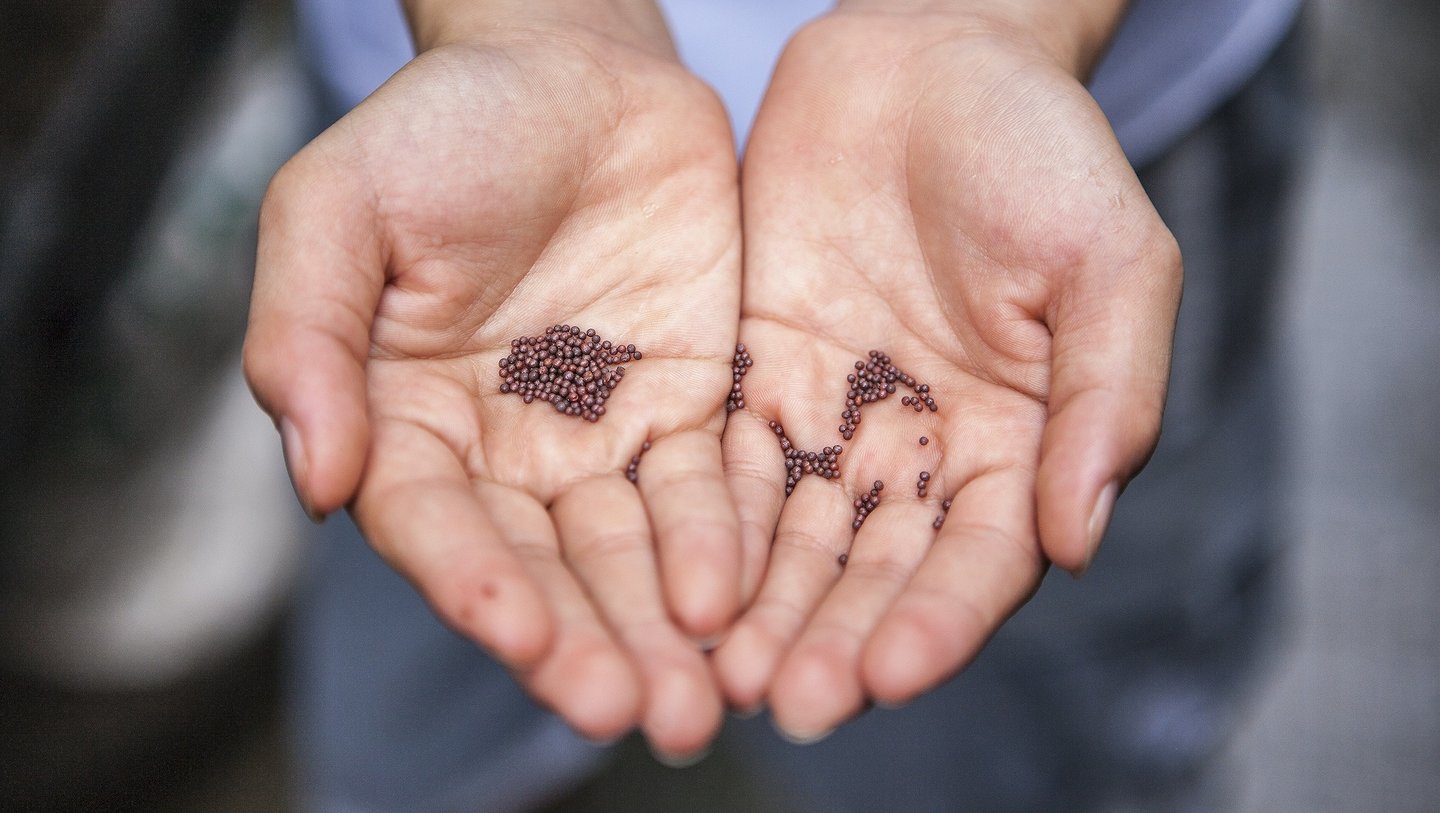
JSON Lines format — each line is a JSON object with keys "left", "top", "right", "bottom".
{"left": 562, "top": 646, "right": 645, "bottom": 744}
{"left": 1076, "top": 480, "right": 1118, "bottom": 577}
{"left": 245, "top": 325, "right": 370, "bottom": 517}
{"left": 1036, "top": 389, "right": 1148, "bottom": 574}
{"left": 486, "top": 581, "right": 557, "bottom": 670}
{"left": 664, "top": 555, "right": 740, "bottom": 642}
{"left": 278, "top": 417, "right": 320, "bottom": 521}
{"left": 289, "top": 371, "right": 371, "bottom": 517}
{"left": 711, "top": 623, "right": 780, "bottom": 712}
{"left": 640, "top": 662, "right": 724, "bottom": 761}
{"left": 768, "top": 647, "right": 861, "bottom": 742}
{"left": 860, "top": 612, "right": 941, "bottom": 708}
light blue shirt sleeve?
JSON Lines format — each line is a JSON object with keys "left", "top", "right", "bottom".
{"left": 296, "top": 0, "right": 1301, "bottom": 167}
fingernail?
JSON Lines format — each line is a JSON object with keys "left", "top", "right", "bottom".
{"left": 647, "top": 740, "right": 711, "bottom": 769}
{"left": 1078, "top": 481, "right": 1118, "bottom": 578}
{"left": 773, "top": 719, "right": 835, "bottom": 746}
{"left": 280, "top": 418, "right": 325, "bottom": 524}
{"left": 581, "top": 732, "right": 625, "bottom": 749}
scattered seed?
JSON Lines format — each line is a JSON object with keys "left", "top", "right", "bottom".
{"left": 919, "top": 436, "right": 928, "bottom": 446}
{"left": 837, "top": 350, "right": 937, "bottom": 440}
{"left": 838, "top": 553, "right": 849, "bottom": 566}
{"left": 852, "top": 480, "right": 883, "bottom": 530}
{"left": 770, "top": 421, "right": 843, "bottom": 496}
{"left": 933, "top": 516, "right": 944, "bottom": 530}
{"left": 626, "top": 440, "right": 652, "bottom": 482}
{"left": 726, "top": 343, "right": 753, "bottom": 413}
{"left": 498, "top": 324, "right": 636, "bottom": 421}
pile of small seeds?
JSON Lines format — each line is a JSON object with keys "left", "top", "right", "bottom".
{"left": 769, "top": 421, "right": 842, "bottom": 496}
{"left": 852, "top": 480, "right": 884, "bottom": 530}
{"left": 625, "top": 441, "right": 652, "bottom": 483}
{"left": 726, "top": 343, "right": 752, "bottom": 414}
{"left": 497, "top": 325, "right": 639, "bottom": 421}
{"left": 838, "top": 350, "right": 935, "bottom": 441}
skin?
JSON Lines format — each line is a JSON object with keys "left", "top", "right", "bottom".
{"left": 243, "top": 5, "right": 741, "bottom": 760}
{"left": 713, "top": 2, "right": 1181, "bottom": 740}
{"left": 247, "top": 0, "right": 1184, "bottom": 757}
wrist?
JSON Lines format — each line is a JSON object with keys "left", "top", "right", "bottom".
{"left": 403, "top": 0, "right": 675, "bottom": 58}
{"left": 833, "top": 0, "right": 1129, "bottom": 78}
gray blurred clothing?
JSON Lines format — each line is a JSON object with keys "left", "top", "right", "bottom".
{"left": 290, "top": 3, "right": 1305, "bottom": 812}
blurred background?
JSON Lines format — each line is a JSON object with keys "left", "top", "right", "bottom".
{"left": 1, "top": 1, "right": 1435, "bottom": 811}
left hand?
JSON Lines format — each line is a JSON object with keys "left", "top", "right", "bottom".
{"left": 714, "top": 5, "right": 1181, "bottom": 739}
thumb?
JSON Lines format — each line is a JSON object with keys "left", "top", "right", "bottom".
{"left": 243, "top": 153, "right": 383, "bottom": 520}
{"left": 1035, "top": 225, "right": 1182, "bottom": 575}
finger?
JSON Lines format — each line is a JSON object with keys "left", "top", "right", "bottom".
{"left": 768, "top": 499, "right": 939, "bottom": 742}
{"left": 243, "top": 154, "right": 383, "bottom": 518}
{"left": 635, "top": 429, "right": 742, "bottom": 641}
{"left": 710, "top": 477, "right": 853, "bottom": 713}
{"left": 861, "top": 466, "right": 1044, "bottom": 706}
{"left": 722, "top": 407, "right": 788, "bottom": 605}
{"left": 353, "top": 418, "right": 554, "bottom": 671}
{"left": 473, "top": 482, "right": 642, "bottom": 742}
{"left": 1037, "top": 230, "right": 1182, "bottom": 574}
{"left": 552, "top": 475, "right": 723, "bottom": 761}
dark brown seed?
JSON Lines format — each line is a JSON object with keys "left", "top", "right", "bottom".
{"left": 772, "top": 423, "right": 844, "bottom": 496}
{"left": 933, "top": 516, "right": 944, "bottom": 530}
{"left": 919, "top": 436, "right": 928, "bottom": 446}
{"left": 626, "top": 441, "right": 652, "bottom": 483}
{"left": 838, "top": 553, "right": 849, "bottom": 566}
{"left": 727, "top": 343, "right": 753, "bottom": 413}
{"left": 498, "top": 325, "right": 640, "bottom": 421}
{"left": 834, "top": 350, "right": 937, "bottom": 442}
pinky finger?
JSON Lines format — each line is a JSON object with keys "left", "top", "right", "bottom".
{"left": 353, "top": 418, "right": 554, "bottom": 670}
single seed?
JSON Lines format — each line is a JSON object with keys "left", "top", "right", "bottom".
{"left": 919, "top": 436, "right": 928, "bottom": 446}
{"left": 838, "top": 553, "right": 849, "bottom": 566}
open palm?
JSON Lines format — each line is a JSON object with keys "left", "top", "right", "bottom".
{"left": 245, "top": 33, "right": 741, "bottom": 756}
{"left": 715, "top": 13, "right": 1181, "bottom": 739}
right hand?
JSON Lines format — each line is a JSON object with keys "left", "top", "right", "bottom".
{"left": 244, "top": 13, "right": 742, "bottom": 759}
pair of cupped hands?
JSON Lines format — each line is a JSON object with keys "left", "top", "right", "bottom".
{"left": 244, "top": 1, "right": 1180, "bottom": 763}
